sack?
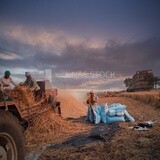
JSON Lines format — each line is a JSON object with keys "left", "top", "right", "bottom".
{"left": 106, "top": 115, "right": 125, "bottom": 124}
{"left": 116, "top": 109, "right": 124, "bottom": 116}
{"left": 93, "top": 106, "right": 101, "bottom": 124}
{"left": 108, "top": 103, "right": 126, "bottom": 110}
{"left": 108, "top": 109, "right": 116, "bottom": 117}
{"left": 124, "top": 110, "right": 135, "bottom": 122}
{"left": 100, "top": 103, "right": 108, "bottom": 123}
{"left": 86, "top": 105, "right": 101, "bottom": 124}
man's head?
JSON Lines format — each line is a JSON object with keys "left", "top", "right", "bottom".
{"left": 25, "top": 72, "right": 31, "bottom": 79}
{"left": 4, "top": 70, "right": 11, "bottom": 78}
{"left": 90, "top": 90, "right": 94, "bottom": 96}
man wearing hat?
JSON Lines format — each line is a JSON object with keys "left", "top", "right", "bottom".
{"left": 86, "top": 91, "right": 98, "bottom": 106}
{"left": 0, "top": 70, "right": 17, "bottom": 91}
{"left": 86, "top": 91, "right": 99, "bottom": 123}
{"left": 22, "top": 72, "right": 40, "bottom": 91}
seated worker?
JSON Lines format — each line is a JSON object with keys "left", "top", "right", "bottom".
{"left": 86, "top": 91, "right": 98, "bottom": 122}
{"left": 0, "top": 70, "right": 17, "bottom": 91}
{"left": 21, "top": 72, "right": 40, "bottom": 91}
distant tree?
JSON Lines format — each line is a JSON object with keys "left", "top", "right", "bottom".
{"left": 144, "top": 74, "right": 155, "bottom": 90}
{"left": 154, "top": 76, "right": 160, "bottom": 89}
{"left": 124, "top": 78, "right": 133, "bottom": 88}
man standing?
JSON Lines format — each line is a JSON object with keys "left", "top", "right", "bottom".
{"left": 86, "top": 91, "right": 98, "bottom": 123}
{"left": 0, "top": 71, "right": 17, "bottom": 91}
{"left": 86, "top": 91, "right": 98, "bottom": 106}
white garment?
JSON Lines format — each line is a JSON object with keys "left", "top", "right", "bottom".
{"left": 0, "top": 77, "right": 17, "bottom": 90}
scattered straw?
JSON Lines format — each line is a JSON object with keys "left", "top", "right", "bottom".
{"left": 24, "top": 109, "right": 89, "bottom": 152}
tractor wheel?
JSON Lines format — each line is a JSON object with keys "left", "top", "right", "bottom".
{"left": 0, "top": 110, "right": 25, "bottom": 160}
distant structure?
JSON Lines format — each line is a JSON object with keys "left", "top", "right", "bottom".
{"left": 124, "top": 69, "right": 155, "bottom": 92}
{"left": 133, "top": 70, "right": 154, "bottom": 91}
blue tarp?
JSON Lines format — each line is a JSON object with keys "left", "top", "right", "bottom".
{"left": 87, "top": 103, "right": 135, "bottom": 124}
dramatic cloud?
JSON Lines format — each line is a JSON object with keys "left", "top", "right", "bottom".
{"left": 0, "top": 25, "right": 160, "bottom": 90}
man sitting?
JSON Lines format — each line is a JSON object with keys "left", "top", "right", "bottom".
{"left": 21, "top": 72, "right": 40, "bottom": 91}
{"left": 0, "top": 70, "right": 17, "bottom": 91}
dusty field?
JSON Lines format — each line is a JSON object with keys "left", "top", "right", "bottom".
{"left": 25, "top": 91, "right": 160, "bottom": 160}
{"left": 25, "top": 93, "right": 160, "bottom": 160}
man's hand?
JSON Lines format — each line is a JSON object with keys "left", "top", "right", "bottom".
{"left": 19, "top": 82, "right": 24, "bottom": 86}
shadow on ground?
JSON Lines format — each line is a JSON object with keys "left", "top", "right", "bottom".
{"left": 38, "top": 116, "right": 119, "bottom": 160}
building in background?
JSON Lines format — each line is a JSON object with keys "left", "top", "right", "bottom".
{"left": 124, "top": 70, "right": 156, "bottom": 91}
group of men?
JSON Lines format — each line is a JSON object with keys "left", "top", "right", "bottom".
{"left": 0, "top": 70, "right": 40, "bottom": 92}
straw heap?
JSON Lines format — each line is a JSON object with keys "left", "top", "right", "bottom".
{"left": 24, "top": 109, "right": 88, "bottom": 151}
{"left": 6, "top": 86, "right": 35, "bottom": 108}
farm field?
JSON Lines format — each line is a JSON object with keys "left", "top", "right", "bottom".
{"left": 25, "top": 91, "right": 160, "bottom": 160}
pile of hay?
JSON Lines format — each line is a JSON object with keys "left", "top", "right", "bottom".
{"left": 13, "top": 88, "right": 89, "bottom": 151}
{"left": 24, "top": 109, "right": 88, "bottom": 151}
{"left": 6, "top": 86, "right": 35, "bottom": 108}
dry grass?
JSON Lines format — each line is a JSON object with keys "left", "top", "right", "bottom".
{"left": 39, "top": 96, "right": 160, "bottom": 160}
{"left": 24, "top": 109, "right": 89, "bottom": 152}
{"left": 40, "top": 142, "right": 107, "bottom": 160}
{"left": 24, "top": 90, "right": 89, "bottom": 152}
{"left": 121, "top": 91, "right": 160, "bottom": 109}
{"left": 23, "top": 90, "right": 160, "bottom": 159}
{"left": 100, "top": 97, "right": 160, "bottom": 160}
{"left": 7, "top": 86, "right": 35, "bottom": 108}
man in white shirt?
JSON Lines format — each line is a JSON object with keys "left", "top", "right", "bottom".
{"left": 0, "top": 71, "right": 17, "bottom": 91}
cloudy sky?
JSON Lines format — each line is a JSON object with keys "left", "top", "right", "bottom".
{"left": 0, "top": 0, "right": 160, "bottom": 90}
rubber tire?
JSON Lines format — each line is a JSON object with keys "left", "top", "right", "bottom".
{"left": 0, "top": 110, "right": 25, "bottom": 160}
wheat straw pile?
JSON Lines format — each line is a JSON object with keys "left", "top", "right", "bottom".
{"left": 6, "top": 86, "right": 35, "bottom": 109}
{"left": 24, "top": 109, "right": 89, "bottom": 151}
{"left": 6, "top": 87, "right": 88, "bottom": 152}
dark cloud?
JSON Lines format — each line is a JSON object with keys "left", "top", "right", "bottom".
{"left": 0, "top": 35, "right": 160, "bottom": 89}
{"left": 31, "top": 37, "right": 160, "bottom": 75}
{"left": 1, "top": 36, "right": 160, "bottom": 74}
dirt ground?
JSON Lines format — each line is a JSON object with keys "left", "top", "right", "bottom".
{"left": 35, "top": 96, "right": 160, "bottom": 160}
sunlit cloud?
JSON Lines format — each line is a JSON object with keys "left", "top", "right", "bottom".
{"left": 0, "top": 51, "right": 22, "bottom": 60}
{"left": 3, "top": 25, "right": 106, "bottom": 56}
